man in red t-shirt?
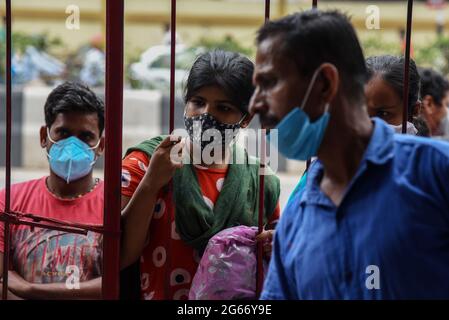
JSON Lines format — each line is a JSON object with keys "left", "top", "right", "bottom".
{"left": 0, "top": 82, "right": 105, "bottom": 299}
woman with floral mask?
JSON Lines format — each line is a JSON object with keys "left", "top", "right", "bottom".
{"left": 119, "top": 50, "right": 281, "bottom": 300}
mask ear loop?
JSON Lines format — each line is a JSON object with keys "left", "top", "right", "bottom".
{"left": 46, "top": 127, "right": 59, "bottom": 145}
{"left": 45, "top": 127, "right": 58, "bottom": 160}
{"left": 89, "top": 138, "right": 102, "bottom": 150}
{"left": 88, "top": 138, "right": 102, "bottom": 167}
{"left": 224, "top": 113, "right": 247, "bottom": 155}
{"left": 300, "top": 66, "right": 323, "bottom": 111}
{"left": 232, "top": 113, "right": 248, "bottom": 143}
{"left": 237, "top": 113, "right": 247, "bottom": 126}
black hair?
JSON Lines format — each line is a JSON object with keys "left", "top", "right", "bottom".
{"left": 413, "top": 116, "right": 430, "bottom": 137}
{"left": 366, "top": 55, "right": 420, "bottom": 120}
{"left": 256, "top": 10, "right": 368, "bottom": 103}
{"left": 184, "top": 50, "right": 254, "bottom": 115}
{"left": 44, "top": 81, "right": 105, "bottom": 134}
{"left": 419, "top": 67, "right": 449, "bottom": 106}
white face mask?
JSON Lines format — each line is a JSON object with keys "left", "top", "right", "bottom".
{"left": 390, "top": 121, "right": 418, "bottom": 135}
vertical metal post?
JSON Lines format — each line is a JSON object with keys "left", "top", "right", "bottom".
{"left": 402, "top": 0, "right": 414, "bottom": 134}
{"left": 1, "top": 0, "right": 12, "bottom": 301}
{"left": 170, "top": 0, "right": 177, "bottom": 134}
{"left": 163, "top": 0, "right": 177, "bottom": 300}
{"left": 102, "top": 0, "right": 124, "bottom": 300}
{"left": 256, "top": 130, "right": 266, "bottom": 298}
{"left": 264, "top": 0, "right": 271, "bottom": 23}
{"left": 256, "top": 0, "right": 271, "bottom": 299}
{"left": 306, "top": 0, "right": 317, "bottom": 171}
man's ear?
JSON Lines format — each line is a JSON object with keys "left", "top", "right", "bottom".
{"left": 240, "top": 113, "right": 254, "bottom": 129}
{"left": 413, "top": 100, "right": 422, "bottom": 118}
{"left": 422, "top": 95, "right": 434, "bottom": 113}
{"left": 40, "top": 126, "right": 48, "bottom": 148}
{"left": 319, "top": 63, "right": 339, "bottom": 105}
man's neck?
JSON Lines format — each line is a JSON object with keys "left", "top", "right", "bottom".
{"left": 46, "top": 172, "right": 97, "bottom": 199}
{"left": 318, "top": 101, "right": 374, "bottom": 186}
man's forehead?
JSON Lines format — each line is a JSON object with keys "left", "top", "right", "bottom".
{"left": 52, "top": 112, "right": 99, "bottom": 131}
{"left": 53, "top": 112, "right": 98, "bottom": 121}
{"left": 256, "top": 37, "right": 281, "bottom": 60}
{"left": 255, "top": 35, "right": 290, "bottom": 72}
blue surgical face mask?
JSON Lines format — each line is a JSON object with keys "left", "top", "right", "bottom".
{"left": 267, "top": 66, "right": 330, "bottom": 161}
{"left": 390, "top": 121, "right": 418, "bottom": 135}
{"left": 184, "top": 112, "right": 245, "bottom": 151}
{"left": 46, "top": 128, "right": 100, "bottom": 183}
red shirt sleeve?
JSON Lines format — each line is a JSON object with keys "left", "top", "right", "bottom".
{"left": 121, "top": 150, "right": 150, "bottom": 198}
{"left": 267, "top": 202, "right": 280, "bottom": 229}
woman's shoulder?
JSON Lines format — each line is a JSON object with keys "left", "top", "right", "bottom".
{"left": 125, "top": 135, "right": 169, "bottom": 158}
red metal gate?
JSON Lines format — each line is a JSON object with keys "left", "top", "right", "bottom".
{"left": 0, "top": 0, "right": 415, "bottom": 300}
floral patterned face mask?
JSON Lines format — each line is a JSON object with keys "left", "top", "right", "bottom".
{"left": 184, "top": 112, "right": 245, "bottom": 152}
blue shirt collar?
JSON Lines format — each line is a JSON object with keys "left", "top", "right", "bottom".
{"left": 299, "top": 118, "right": 395, "bottom": 207}
{"left": 363, "top": 118, "right": 395, "bottom": 165}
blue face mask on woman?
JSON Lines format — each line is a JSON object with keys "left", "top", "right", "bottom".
{"left": 268, "top": 66, "right": 330, "bottom": 161}
{"left": 46, "top": 128, "right": 100, "bottom": 183}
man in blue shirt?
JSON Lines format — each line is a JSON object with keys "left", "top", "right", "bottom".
{"left": 250, "top": 10, "right": 449, "bottom": 299}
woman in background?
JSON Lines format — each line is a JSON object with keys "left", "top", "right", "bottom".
{"left": 365, "top": 55, "right": 429, "bottom": 136}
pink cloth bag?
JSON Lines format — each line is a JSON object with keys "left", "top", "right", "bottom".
{"left": 189, "top": 226, "right": 267, "bottom": 300}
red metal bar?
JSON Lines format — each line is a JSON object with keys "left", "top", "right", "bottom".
{"left": 256, "top": 130, "right": 266, "bottom": 297}
{"left": 170, "top": 0, "right": 177, "bottom": 134}
{"left": 256, "top": 0, "right": 271, "bottom": 299}
{"left": 265, "top": 0, "right": 270, "bottom": 22}
{"left": 102, "top": 0, "right": 124, "bottom": 300}
{"left": 16, "top": 213, "right": 103, "bottom": 233}
{"left": 0, "top": 211, "right": 115, "bottom": 235}
{"left": 402, "top": 0, "right": 414, "bottom": 134}
{"left": 3, "top": 0, "right": 11, "bottom": 233}
{"left": 164, "top": 0, "right": 177, "bottom": 300}
{"left": 0, "top": 214, "right": 88, "bottom": 235}
{"left": 306, "top": 0, "right": 318, "bottom": 171}
{"left": 2, "top": 0, "right": 12, "bottom": 301}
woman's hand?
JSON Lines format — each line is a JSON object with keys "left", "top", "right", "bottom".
{"left": 256, "top": 229, "right": 274, "bottom": 260}
{"left": 143, "top": 135, "right": 185, "bottom": 191}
